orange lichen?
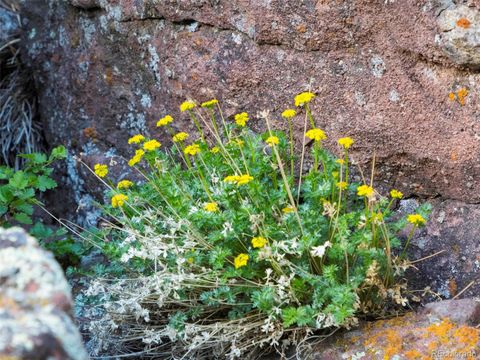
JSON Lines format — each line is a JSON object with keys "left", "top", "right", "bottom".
{"left": 83, "top": 127, "right": 97, "bottom": 139}
{"left": 457, "top": 88, "right": 469, "bottom": 105}
{"left": 383, "top": 329, "right": 403, "bottom": 359}
{"left": 448, "top": 279, "right": 458, "bottom": 296}
{"left": 448, "top": 92, "right": 456, "bottom": 101}
{"left": 454, "top": 326, "right": 479, "bottom": 349}
{"left": 426, "top": 319, "right": 455, "bottom": 342}
{"left": 296, "top": 24, "right": 307, "bottom": 33}
{"left": 456, "top": 18, "right": 471, "bottom": 29}
{"left": 405, "top": 349, "right": 422, "bottom": 359}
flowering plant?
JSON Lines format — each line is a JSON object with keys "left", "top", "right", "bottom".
{"left": 83, "top": 93, "right": 430, "bottom": 358}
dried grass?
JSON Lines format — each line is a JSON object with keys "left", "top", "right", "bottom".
{"left": 0, "top": 0, "right": 42, "bottom": 168}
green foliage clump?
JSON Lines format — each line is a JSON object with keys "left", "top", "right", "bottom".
{"left": 83, "top": 94, "right": 430, "bottom": 358}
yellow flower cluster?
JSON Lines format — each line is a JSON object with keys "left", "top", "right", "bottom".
{"left": 407, "top": 214, "right": 426, "bottom": 226}
{"left": 204, "top": 202, "right": 219, "bottom": 212}
{"left": 265, "top": 136, "right": 279, "bottom": 146}
{"left": 281, "top": 109, "right": 296, "bottom": 119}
{"left": 390, "top": 189, "right": 403, "bottom": 199}
{"left": 338, "top": 137, "right": 354, "bottom": 149}
{"left": 201, "top": 99, "right": 218, "bottom": 108}
{"left": 210, "top": 146, "right": 220, "bottom": 153}
{"left": 128, "top": 149, "right": 145, "bottom": 167}
{"left": 234, "top": 112, "right": 249, "bottom": 127}
{"left": 111, "top": 193, "right": 128, "bottom": 208}
{"left": 282, "top": 206, "right": 295, "bottom": 214}
{"left": 184, "top": 144, "right": 200, "bottom": 156}
{"left": 128, "top": 134, "right": 145, "bottom": 144}
{"left": 336, "top": 181, "right": 348, "bottom": 190}
{"left": 156, "top": 115, "right": 173, "bottom": 127}
{"left": 223, "top": 174, "right": 253, "bottom": 186}
{"left": 94, "top": 164, "right": 108, "bottom": 178}
{"left": 294, "top": 91, "right": 315, "bottom": 107}
{"left": 143, "top": 139, "right": 161, "bottom": 151}
{"left": 251, "top": 236, "right": 267, "bottom": 248}
{"left": 172, "top": 132, "right": 189, "bottom": 143}
{"left": 234, "top": 253, "right": 249, "bottom": 269}
{"left": 117, "top": 180, "right": 133, "bottom": 189}
{"left": 357, "top": 185, "right": 374, "bottom": 197}
{"left": 180, "top": 100, "right": 196, "bottom": 112}
{"left": 305, "top": 128, "right": 327, "bottom": 142}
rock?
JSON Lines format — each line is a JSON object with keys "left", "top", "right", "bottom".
{"left": 70, "top": 0, "right": 101, "bottom": 10}
{"left": 422, "top": 298, "right": 480, "bottom": 326}
{"left": 437, "top": 4, "right": 480, "bottom": 69}
{"left": 309, "top": 299, "right": 480, "bottom": 359}
{"left": 0, "top": 227, "right": 88, "bottom": 360}
{"left": 16, "top": 0, "right": 480, "bottom": 212}
{"left": 403, "top": 199, "right": 480, "bottom": 300}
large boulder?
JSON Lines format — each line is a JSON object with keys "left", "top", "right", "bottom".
{"left": 18, "top": 0, "right": 480, "bottom": 206}
{"left": 0, "top": 227, "right": 88, "bottom": 360}
{"left": 310, "top": 298, "right": 480, "bottom": 359}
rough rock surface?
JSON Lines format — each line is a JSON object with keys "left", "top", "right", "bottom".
{"left": 18, "top": 0, "right": 480, "bottom": 207}
{"left": 0, "top": 227, "right": 88, "bottom": 360}
{"left": 310, "top": 298, "right": 480, "bottom": 359}
{"left": 403, "top": 198, "right": 480, "bottom": 299}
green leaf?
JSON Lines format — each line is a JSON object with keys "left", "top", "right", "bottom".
{"left": 282, "top": 307, "right": 298, "bottom": 328}
{"left": 35, "top": 175, "right": 57, "bottom": 192}
{"left": 13, "top": 212, "right": 32, "bottom": 225}
{"left": 9, "top": 171, "right": 29, "bottom": 189}
{"left": 49, "top": 146, "right": 67, "bottom": 161}
{"left": 14, "top": 202, "right": 34, "bottom": 215}
{"left": 0, "top": 166, "right": 14, "bottom": 180}
{"left": 18, "top": 152, "right": 47, "bottom": 164}
{"left": 0, "top": 204, "right": 7, "bottom": 216}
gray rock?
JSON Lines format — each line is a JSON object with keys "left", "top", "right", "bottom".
{"left": 437, "top": 5, "right": 480, "bottom": 68}
{"left": 0, "top": 227, "right": 88, "bottom": 360}
{"left": 422, "top": 298, "right": 480, "bottom": 325}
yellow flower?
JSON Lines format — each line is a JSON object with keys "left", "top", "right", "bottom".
{"left": 111, "top": 194, "right": 128, "bottom": 208}
{"left": 357, "top": 185, "right": 374, "bottom": 197}
{"left": 184, "top": 144, "right": 200, "bottom": 156}
{"left": 201, "top": 99, "right": 218, "bottom": 108}
{"left": 294, "top": 91, "right": 315, "bottom": 107}
{"left": 282, "top": 206, "right": 295, "bottom": 214}
{"left": 338, "top": 137, "right": 354, "bottom": 150}
{"left": 143, "top": 139, "right": 161, "bottom": 151}
{"left": 94, "top": 164, "right": 108, "bottom": 178}
{"left": 231, "top": 139, "right": 244, "bottom": 147}
{"left": 156, "top": 115, "right": 173, "bottom": 127}
{"left": 234, "top": 253, "right": 249, "bottom": 269}
{"left": 210, "top": 146, "right": 220, "bottom": 153}
{"left": 117, "top": 180, "right": 134, "bottom": 189}
{"left": 234, "top": 112, "right": 249, "bottom": 127}
{"left": 305, "top": 128, "right": 327, "bottom": 142}
{"left": 390, "top": 189, "right": 403, "bottom": 199}
{"left": 204, "top": 202, "right": 219, "bottom": 212}
{"left": 265, "top": 136, "right": 279, "bottom": 146}
{"left": 128, "top": 149, "right": 145, "bottom": 167}
{"left": 128, "top": 134, "right": 145, "bottom": 144}
{"left": 236, "top": 174, "right": 253, "bottom": 186}
{"left": 407, "top": 214, "right": 426, "bottom": 226}
{"left": 336, "top": 181, "right": 348, "bottom": 190}
{"left": 251, "top": 236, "right": 267, "bottom": 249}
{"left": 336, "top": 159, "right": 345, "bottom": 165}
{"left": 223, "top": 174, "right": 253, "bottom": 186}
{"left": 180, "top": 100, "right": 196, "bottom": 112}
{"left": 281, "top": 109, "right": 296, "bottom": 119}
{"left": 223, "top": 175, "right": 240, "bottom": 183}
{"left": 172, "top": 132, "right": 189, "bottom": 143}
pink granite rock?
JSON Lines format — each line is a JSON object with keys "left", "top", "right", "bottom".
{"left": 0, "top": 227, "right": 88, "bottom": 360}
